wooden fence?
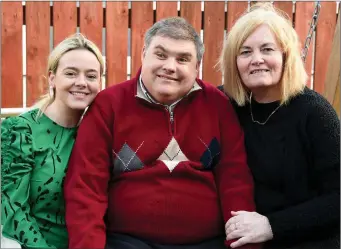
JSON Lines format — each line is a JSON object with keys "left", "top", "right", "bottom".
{"left": 1, "top": 1, "right": 339, "bottom": 111}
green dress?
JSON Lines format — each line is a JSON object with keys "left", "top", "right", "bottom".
{"left": 1, "top": 109, "right": 77, "bottom": 248}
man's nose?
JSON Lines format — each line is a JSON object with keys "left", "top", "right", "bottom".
{"left": 163, "top": 58, "right": 176, "bottom": 73}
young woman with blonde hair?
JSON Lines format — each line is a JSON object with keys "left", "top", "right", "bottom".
{"left": 1, "top": 33, "right": 105, "bottom": 248}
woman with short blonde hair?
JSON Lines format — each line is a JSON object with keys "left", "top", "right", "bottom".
{"left": 219, "top": 3, "right": 340, "bottom": 249}
{"left": 220, "top": 3, "right": 307, "bottom": 106}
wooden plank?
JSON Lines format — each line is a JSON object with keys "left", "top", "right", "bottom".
{"left": 1, "top": 2, "right": 23, "bottom": 108}
{"left": 314, "top": 2, "right": 337, "bottom": 94}
{"left": 131, "top": 2, "right": 153, "bottom": 77}
{"left": 324, "top": 11, "right": 340, "bottom": 113}
{"left": 26, "top": 2, "right": 50, "bottom": 107}
{"left": 53, "top": 2, "right": 77, "bottom": 46}
{"left": 180, "top": 1, "right": 202, "bottom": 77}
{"left": 180, "top": 2, "right": 202, "bottom": 34}
{"left": 106, "top": 2, "right": 128, "bottom": 86}
{"left": 295, "top": 2, "right": 315, "bottom": 88}
{"left": 79, "top": 2, "right": 103, "bottom": 50}
{"left": 156, "top": 2, "right": 178, "bottom": 21}
{"left": 273, "top": 1, "right": 293, "bottom": 24}
{"left": 202, "top": 2, "right": 225, "bottom": 86}
{"left": 227, "top": 2, "right": 248, "bottom": 32}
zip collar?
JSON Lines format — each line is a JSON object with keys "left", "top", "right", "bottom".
{"left": 136, "top": 75, "right": 202, "bottom": 111}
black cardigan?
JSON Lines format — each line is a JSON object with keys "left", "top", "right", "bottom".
{"left": 219, "top": 86, "right": 340, "bottom": 248}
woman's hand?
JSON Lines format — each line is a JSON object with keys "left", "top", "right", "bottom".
{"left": 225, "top": 211, "right": 273, "bottom": 248}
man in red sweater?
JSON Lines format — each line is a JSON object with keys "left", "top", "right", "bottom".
{"left": 64, "top": 17, "right": 261, "bottom": 249}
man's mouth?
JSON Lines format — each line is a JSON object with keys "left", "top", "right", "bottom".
{"left": 157, "top": 75, "right": 178, "bottom": 81}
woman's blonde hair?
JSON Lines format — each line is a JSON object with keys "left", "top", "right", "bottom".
{"left": 218, "top": 3, "right": 307, "bottom": 106}
{"left": 34, "top": 33, "right": 105, "bottom": 118}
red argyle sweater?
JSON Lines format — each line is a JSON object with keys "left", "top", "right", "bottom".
{"left": 64, "top": 71, "right": 259, "bottom": 249}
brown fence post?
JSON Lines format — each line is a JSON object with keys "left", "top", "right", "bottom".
{"left": 226, "top": 2, "right": 248, "bottom": 32}
{"left": 1, "top": 2, "right": 23, "bottom": 108}
{"left": 314, "top": 2, "right": 337, "bottom": 95}
{"left": 79, "top": 2, "right": 103, "bottom": 51}
{"left": 53, "top": 2, "right": 77, "bottom": 47}
{"left": 324, "top": 10, "right": 340, "bottom": 117}
{"left": 26, "top": 2, "right": 50, "bottom": 106}
{"left": 131, "top": 2, "right": 153, "bottom": 77}
{"left": 202, "top": 2, "right": 225, "bottom": 85}
{"left": 156, "top": 2, "right": 178, "bottom": 21}
{"left": 295, "top": 2, "right": 315, "bottom": 89}
{"left": 106, "top": 2, "right": 129, "bottom": 86}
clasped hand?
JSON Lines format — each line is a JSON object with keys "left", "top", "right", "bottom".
{"left": 225, "top": 211, "right": 273, "bottom": 248}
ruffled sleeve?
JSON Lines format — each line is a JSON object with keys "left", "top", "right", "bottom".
{"left": 1, "top": 116, "right": 55, "bottom": 248}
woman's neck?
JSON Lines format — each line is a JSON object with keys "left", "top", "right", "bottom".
{"left": 44, "top": 101, "right": 83, "bottom": 128}
{"left": 251, "top": 85, "right": 281, "bottom": 103}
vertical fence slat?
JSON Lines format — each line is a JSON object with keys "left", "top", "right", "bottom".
{"left": 131, "top": 2, "right": 153, "bottom": 77}
{"left": 106, "top": 2, "right": 128, "bottom": 86}
{"left": 79, "top": 2, "right": 103, "bottom": 50}
{"left": 273, "top": 1, "right": 293, "bottom": 24}
{"left": 295, "top": 2, "right": 315, "bottom": 88}
{"left": 227, "top": 2, "right": 248, "bottom": 32}
{"left": 314, "top": 2, "right": 337, "bottom": 94}
{"left": 180, "top": 2, "right": 202, "bottom": 77}
{"left": 53, "top": 2, "right": 77, "bottom": 46}
{"left": 327, "top": 12, "right": 340, "bottom": 117}
{"left": 203, "top": 2, "right": 225, "bottom": 85}
{"left": 26, "top": 2, "right": 50, "bottom": 106}
{"left": 324, "top": 11, "right": 340, "bottom": 109}
{"left": 156, "top": 2, "right": 178, "bottom": 21}
{"left": 1, "top": 2, "right": 23, "bottom": 108}
{"left": 180, "top": 2, "right": 202, "bottom": 34}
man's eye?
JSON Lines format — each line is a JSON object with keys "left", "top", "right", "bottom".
{"left": 178, "top": 57, "right": 189, "bottom": 63}
{"left": 156, "top": 53, "right": 166, "bottom": 59}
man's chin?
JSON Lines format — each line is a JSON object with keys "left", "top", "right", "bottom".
{"left": 155, "top": 92, "right": 178, "bottom": 105}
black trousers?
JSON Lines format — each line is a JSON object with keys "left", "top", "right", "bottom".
{"left": 264, "top": 231, "right": 340, "bottom": 249}
{"left": 105, "top": 233, "right": 226, "bottom": 249}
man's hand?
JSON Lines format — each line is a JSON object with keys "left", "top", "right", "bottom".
{"left": 225, "top": 211, "right": 273, "bottom": 248}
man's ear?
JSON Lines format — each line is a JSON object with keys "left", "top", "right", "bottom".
{"left": 195, "top": 61, "right": 201, "bottom": 77}
{"left": 196, "top": 61, "right": 201, "bottom": 71}
{"left": 141, "top": 45, "right": 147, "bottom": 63}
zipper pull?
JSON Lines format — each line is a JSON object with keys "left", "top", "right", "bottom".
{"left": 170, "top": 111, "right": 174, "bottom": 133}
{"left": 170, "top": 111, "right": 174, "bottom": 123}
{"left": 165, "top": 107, "right": 174, "bottom": 133}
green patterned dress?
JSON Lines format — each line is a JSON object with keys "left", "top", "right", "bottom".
{"left": 1, "top": 109, "right": 77, "bottom": 248}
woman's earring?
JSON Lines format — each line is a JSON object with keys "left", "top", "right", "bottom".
{"left": 49, "top": 86, "right": 54, "bottom": 98}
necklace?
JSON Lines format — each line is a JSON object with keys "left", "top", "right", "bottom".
{"left": 249, "top": 92, "right": 281, "bottom": 125}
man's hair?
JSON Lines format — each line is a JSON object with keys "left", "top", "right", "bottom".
{"left": 144, "top": 17, "right": 205, "bottom": 62}
{"left": 218, "top": 3, "right": 307, "bottom": 106}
